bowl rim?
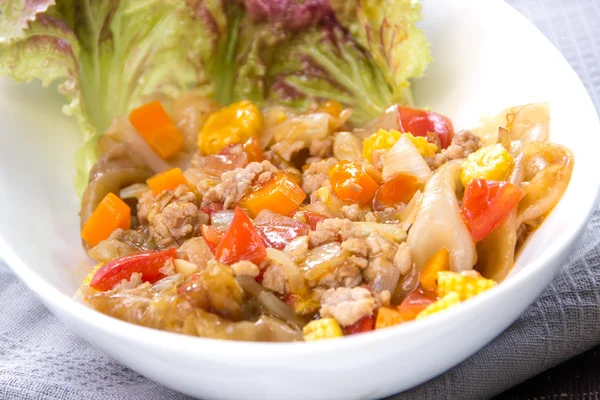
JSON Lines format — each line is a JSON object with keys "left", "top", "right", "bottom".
{"left": 1, "top": 0, "right": 599, "bottom": 360}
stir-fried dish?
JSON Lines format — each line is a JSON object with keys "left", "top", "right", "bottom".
{"left": 75, "top": 98, "right": 572, "bottom": 342}
{"left": 0, "top": 0, "right": 573, "bottom": 342}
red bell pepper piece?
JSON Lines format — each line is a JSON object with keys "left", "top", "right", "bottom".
{"left": 398, "top": 106, "right": 455, "bottom": 149}
{"left": 215, "top": 207, "right": 267, "bottom": 265}
{"left": 461, "top": 179, "right": 525, "bottom": 242}
{"left": 344, "top": 315, "right": 375, "bottom": 335}
{"left": 90, "top": 248, "right": 176, "bottom": 292}
{"left": 397, "top": 289, "right": 436, "bottom": 321}
{"left": 201, "top": 225, "right": 226, "bottom": 254}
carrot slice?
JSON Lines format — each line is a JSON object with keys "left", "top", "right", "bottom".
{"left": 81, "top": 193, "right": 131, "bottom": 247}
{"left": 147, "top": 167, "right": 189, "bottom": 196}
{"left": 419, "top": 248, "right": 450, "bottom": 292}
{"left": 129, "top": 100, "right": 184, "bottom": 159}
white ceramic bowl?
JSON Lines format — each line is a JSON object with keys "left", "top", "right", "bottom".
{"left": 1, "top": 0, "right": 599, "bottom": 399}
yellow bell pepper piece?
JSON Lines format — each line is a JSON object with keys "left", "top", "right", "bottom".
{"left": 303, "top": 318, "right": 344, "bottom": 341}
{"left": 198, "top": 100, "right": 263, "bottom": 155}
{"left": 363, "top": 130, "right": 438, "bottom": 162}
{"left": 437, "top": 271, "right": 497, "bottom": 301}
{"left": 416, "top": 292, "right": 461, "bottom": 319}
{"left": 375, "top": 307, "right": 404, "bottom": 330}
{"left": 460, "top": 143, "right": 514, "bottom": 187}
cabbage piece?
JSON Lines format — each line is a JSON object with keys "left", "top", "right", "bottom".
{"left": 517, "top": 142, "right": 573, "bottom": 226}
{"left": 475, "top": 146, "right": 525, "bottom": 282}
{"left": 407, "top": 160, "right": 477, "bottom": 273}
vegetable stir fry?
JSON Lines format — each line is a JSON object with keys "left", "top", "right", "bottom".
{"left": 0, "top": 0, "right": 573, "bottom": 342}
{"left": 77, "top": 97, "right": 572, "bottom": 342}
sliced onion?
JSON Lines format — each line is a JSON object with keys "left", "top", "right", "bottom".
{"left": 314, "top": 187, "right": 345, "bottom": 217}
{"left": 371, "top": 265, "right": 401, "bottom": 293}
{"left": 300, "top": 243, "right": 347, "bottom": 282}
{"left": 260, "top": 106, "right": 294, "bottom": 148}
{"left": 198, "top": 153, "right": 248, "bottom": 177}
{"left": 119, "top": 183, "right": 149, "bottom": 199}
{"left": 273, "top": 113, "right": 330, "bottom": 144}
{"left": 400, "top": 190, "right": 422, "bottom": 231}
{"left": 236, "top": 277, "right": 306, "bottom": 328}
{"left": 106, "top": 117, "right": 171, "bottom": 173}
{"left": 507, "top": 102, "right": 549, "bottom": 144}
{"left": 382, "top": 135, "right": 432, "bottom": 182}
{"left": 266, "top": 248, "right": 307, "bottom": 294}
{"left": 333, "top": 131, "right": 363, "bottom": 162}
{"left": 407, "top": 160, "right": 477, "bottom": 273}
{"left": 177, "top": 237, "right": 214, "bottom": 268}
{"left": 355, "top": 105, "right": 400, "bottom": 139}
{"left": 354, "top": 222, "right": 406, "bottom": 243}
{"left": 301, "top": 201, "right": 335, "bottom": 218}
{"left": 211, "top": 210, "right": 235, "bottom": 229}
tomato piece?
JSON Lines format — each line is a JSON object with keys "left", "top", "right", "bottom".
{"left": 201, "top": 225, "right": 225, "bottom": 254}
{"left": 90, "top": 249, "right": 176, "bottom": 292}
{"left": 254, "top": 210, "right": 309, "bottom": 250}
{"left": 329, "top": 161, "right": 380, "bottom": 206}
{"left": 215, "top": 207, "right": 267, "bottom": 265}
{"left": 397, "top": 289, "right": 436, "bottom": 321}
{"left": 373, "top": 173, "right": 420, "bottom": 210}
{"left": 242, "top": 136, "right": 264, "bottom": 163}
{"left": 461, "top": 179, "right": 525, "bottom": 242}
{"left": 397, "top": 107, "right": 455, "bottom": 149}
{"left": 344, "top": 315, "right": 375, "bottom": 335}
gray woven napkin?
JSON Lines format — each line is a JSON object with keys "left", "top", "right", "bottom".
{"left": 2, "top": 0, "right": 600, "bottom": 399}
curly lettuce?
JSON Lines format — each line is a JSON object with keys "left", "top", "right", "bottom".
{"left": 0, "top": 0, "right": 432, "bottom": 194}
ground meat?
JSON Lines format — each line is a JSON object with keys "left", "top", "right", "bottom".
{"left": 283, "top": 236, "right": 310, "bottom": 263}
{"left": 442, "top": 130, "right": 482, "bottom": 160}
{"left": 146, "top": 185, "right": 208, "bottom": 248}
{"left": 137, "top": 190, "right": 155, "bottom": 223}
{"left": 309, "top": 218, "right": 360, "bottom": 247}
{"left": 377, "top": 290, "right": 391, "bottom": 307}
{"left": 341, "top": 237, "right": 368, "bottom": 257}
{"left": 317, "top": 263, "right": 363, "bottom": 289}
{"left": 393, "top": 242, "right": 413, "bottom": 275}
{"left": 202, "top": 160, "right": 278, "bottom": 208}
{"left": 362, "top": 232, "right": 399, "bottom": 286}
{"left": 231, "top": 260, "right": 260, "bottom": 278}
{"left": 340, "top": 204, "right": 368, "bottom": 221}
{"left": 319, "top": 287, "right": 376, "bottom": 326}
{"left": 302, "top": 157, "right": 338, "bottom": 195}
{"left": 112, "top": 272, "right": 143, "bottom": 291}
{"left": 262, "top": 264, "right": 288, "bottom": 294}
{"left": 309, "top": 138, "right": 333, "bottom": 158}
{"left": 425, "top": 153, "right": 447, "bottom": 171}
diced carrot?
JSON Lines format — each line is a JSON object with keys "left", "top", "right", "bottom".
{"left": 329, "top": 161, "right": 380, "bottom": 206}
{"left": 375, "top": 307, "right": 404, "bottom": 330}
{"left": 373, "top": 173, "right": 420, "bottom": 210}
{"left": 146, "top": 168, "right": 189, "bottom": 196}
{"left": 129, "top": 100, "right": 184, "bottom": 159}
{"left": 419, "top": 248, "right": 450, "bottom": 292}
{"left": 81, "top": 193, "right": 131, "bottom": 247}
{"left": 242, "top": 136, "right": 264, "bottom": 163}
{"left": 239, "top": 173, "right": 307, "bottom": 218}
{"left": 321, "top": 100, "right": 344, "bottom": 119}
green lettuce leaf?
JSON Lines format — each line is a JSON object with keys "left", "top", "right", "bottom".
{"left": 0, "top": 0, "right": 207, "bottom": 194}
{"left": 267, "top": 24, "right": 392, "bottom": 124}
{"left": 355, "top": 0, "right": 432, "bottom": 102}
